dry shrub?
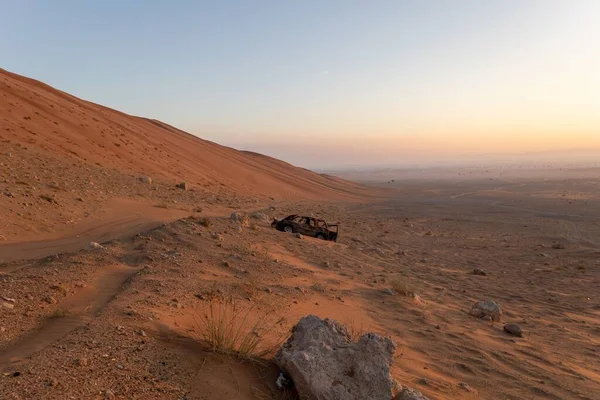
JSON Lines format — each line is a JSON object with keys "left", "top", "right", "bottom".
{"left": 193, "top": 296, "right": 288, "bottom": 359}
{"left": 344, "top": 317, "right": 366, "bottom": 343}
{"left": 198, "top": 217, "right": 211, "bottom": 227}
{"left": 390, "top": 277, "right": 414, "bottom": 297}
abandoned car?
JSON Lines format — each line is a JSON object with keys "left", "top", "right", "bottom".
{"left": 271, "top": 214, "right": 339, "bottom": 241}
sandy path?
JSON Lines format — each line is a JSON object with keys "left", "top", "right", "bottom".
{"left": 0, "top": 199, "right": 189, "bottom": 264}
{"left": 0, "top": 263, "right": 140, "bottom": 369}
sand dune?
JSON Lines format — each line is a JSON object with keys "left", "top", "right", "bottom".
{"left": 0, "top": 68, "right": 364, "bottom": 201}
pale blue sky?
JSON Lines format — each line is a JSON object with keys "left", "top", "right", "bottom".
{"left": 2, "top": 1, "right": 599, "bottom": 168}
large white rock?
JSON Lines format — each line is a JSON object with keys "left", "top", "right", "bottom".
{"left": 275, "top": 315, "right": 396, "bottom": 400}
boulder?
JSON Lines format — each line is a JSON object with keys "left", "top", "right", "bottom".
{"left": 469, "top": 300, "right": 502, "bottom": 322}
{"left": 395, "top": 388, "right": 430, "bottom": 400}
{"left": 275, "top": 315, "right": 396, "bottom": 400}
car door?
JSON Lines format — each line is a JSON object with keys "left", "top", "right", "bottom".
{"left": 295, "top": 217, "right": 311, "bottom": 235}
{"left": 304, "top": 218, "right": 320, "bottom": 237}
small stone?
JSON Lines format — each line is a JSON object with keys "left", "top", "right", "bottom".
{"left": 472, "top": 268, "right": 487, "bottom": 276}
{"left": 265, "top": 288, "right": 272, "bottom": 294}
{"left": 418, "top": 378, "right": 429, "bottom": 385}
{"left": 2, "top": 302, "right": 14, "bottom": 309}
{"left": 459, "top": 382, "right": 471, "bottom": 391}
{"left": 176, "top": 182, "right": 190, "bottom": 190}
{"left": 138, "top": 176, "right": 152, "bottom": 184}
{"left": 44, "top": 296, "right": 57, "bottom": 305}
{"left": 104, "top": 389, "right": 116, "bottom": 399}
{"left": 295, "top": 232, "right": 304, "bottom": 239}
{"left": 212, "top": 233, "right": 223, "bottom": 241}
{"left": 49, "top": 378, "right": 59, "bottom": 387}
{"left": 552, "top": 243, "right": 566, "bottom": 249}
{"left": 504, "top": 323, "right": 523, "bottom": 337}
{"left": 77, "top": 358, "right": 89, "bottom": 367}
{"left": 88, "top": 242, "right": 103, "bottom": 250}
{"left": 383, "top": 288, "right": 396, "bottom": 295}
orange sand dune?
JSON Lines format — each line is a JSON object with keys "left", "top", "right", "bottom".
{"left": 0, "top": 68, "right": 364, "bottom": 200}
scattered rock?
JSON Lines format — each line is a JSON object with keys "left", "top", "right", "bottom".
{"left": 295, "top": 232, "right": 303, "bottom": 239}
{"left": 459, "top": 382, "right": 471, "bottom": 391}
{"left": 396, "top": 249, "right": 407, "bottom": 256}
{"left": 552, "top": 243, "right": 566, "bottom": 250}
{"left": 88, "top": 242, "right": 103, "bottom": 250}
{"left": 44, "top": 296, "right": 57, "bottom": 304}
{"left": 230, "top": 211, "right": 249, "bottom": 225}
{"left": 138, "top": 176, "right": 152, "bottom": 184}
{"left": 394, "top": 387, "right": 430, "bottom": 400}
{"left": 212, "top": 233, "right": 223, "bottom": 241}
{"left": 472, "top": 268, "right": 487, "bottom": 276}
{"left": 39, "top": 194, "right": 58, "bottom": 204}
{"left": 469, "top": 300, "right": 502, "bottom": 322}
{"left": 275, "top": 315, "right": 396, "bottom": 400}
{"left": 176, "top": 182, "right": 190, "bottom": 190}
{"left": 383, "top": 288, "right": 396, "bottom": 295}
{"left": 250, "top": 212, "right": 269, "bottom": 222}
{"left": 504, "top": 323, "right": 523, "bottom": 337}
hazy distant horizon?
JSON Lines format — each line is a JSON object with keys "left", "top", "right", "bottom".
{"left": 2, "top": 1, "right": 599, "bottom": 169}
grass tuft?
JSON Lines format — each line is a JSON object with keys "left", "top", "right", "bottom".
{"left": 193, "top": 296, "right": 287, "bottom": 359}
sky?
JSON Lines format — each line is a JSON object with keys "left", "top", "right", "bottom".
{"left": 1, "top": 1, "right": 600, "bottom": 169}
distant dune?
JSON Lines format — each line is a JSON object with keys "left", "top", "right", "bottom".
{"left": 0, "top": 68, "right": 365, "bottom": 200}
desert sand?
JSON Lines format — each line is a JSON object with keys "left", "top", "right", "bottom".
{"left": 1, "top": 70, "right": 599, "bottom": 400}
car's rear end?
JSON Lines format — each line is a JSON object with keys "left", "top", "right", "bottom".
{"left": 327, "top": 224, "right": 339, "bottom": 242}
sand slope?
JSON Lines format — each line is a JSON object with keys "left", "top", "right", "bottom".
{"left": 0, "top": 68, "right": 363, "bottom": 200}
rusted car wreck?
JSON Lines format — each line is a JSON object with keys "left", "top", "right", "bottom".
{"left": 271, "top": 214, "right": 339, "bottom": 242}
